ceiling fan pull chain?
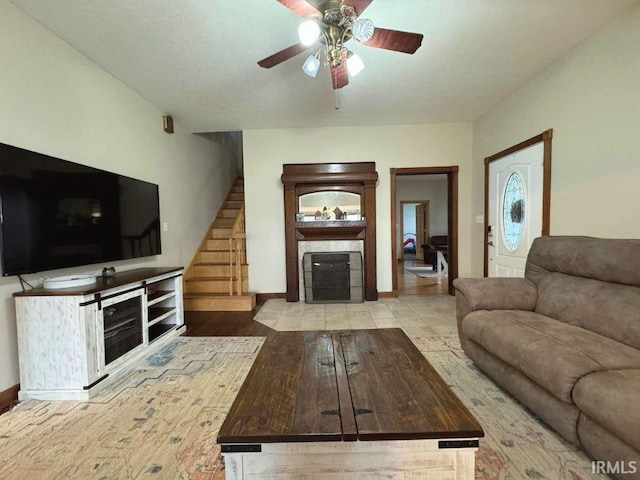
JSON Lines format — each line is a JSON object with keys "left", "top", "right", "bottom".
{"left": 335, "top": 89, "right": 340, "bottom": 110}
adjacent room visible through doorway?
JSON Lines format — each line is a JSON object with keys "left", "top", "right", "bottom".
{"left": 391, "top": 167, "right": 459, "bottom": 296}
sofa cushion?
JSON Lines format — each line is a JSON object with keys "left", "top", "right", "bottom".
{"left": 574, "top": 369, "right": 640, "bottom": 452}
{"left": 535, "top": 272, "right": 640, "bottom": 350}
{"left": 525, "top": 236, "right": 640, "bottom": 287}
{"left": 461, "top": 310, "right": 640, "bottom": 403}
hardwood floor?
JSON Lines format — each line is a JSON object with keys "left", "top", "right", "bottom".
{"left": 397, "top": 259, "right": 450, "bottom": 296}
{"left": 0, "top": 385, "right": 19, "bottom": 416}
{"left": 183, "top": 299, "right": 272, "bottom": 336}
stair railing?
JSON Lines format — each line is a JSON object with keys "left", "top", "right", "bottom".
{"left": 228, "top": 206, "right": 246, "bottom": 295}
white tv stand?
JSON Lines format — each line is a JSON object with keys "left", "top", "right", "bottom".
{"left": 14, "top": 267, "right": 185, "bottom": 400}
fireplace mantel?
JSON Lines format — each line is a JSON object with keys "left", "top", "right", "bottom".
{"left": 282, "top": 163, "right": 378, "bottom": 302}
{"left": 295, "top": 220, "right": 366, "bottom": 240}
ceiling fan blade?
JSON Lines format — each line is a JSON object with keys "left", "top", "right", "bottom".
{"left": 258, "top": 43, "right": 311, "bottom": 69}
{"left": 363, "top": 27, "right": 423, "bottom": 54}
{"left": 276, "top": 0, "right": 320, "bottom": 17}
{"left": 331, "top": 57, "right": 349, "bottom": 90}
{"left": 342, "top": 0, "right": 374, "bottom": 15}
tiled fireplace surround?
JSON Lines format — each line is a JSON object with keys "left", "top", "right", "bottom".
{"left": 297, "top": 240, "right": 364, "bottom": 301}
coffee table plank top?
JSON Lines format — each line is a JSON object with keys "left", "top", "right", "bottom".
{"left": 341, "top": 328, "right": 484, "bottom": 440}
{"left": 217, "top": 331, "right": 342, "bottom": 443}
{"left": 218, "top": 328, "right": 483, "bottom": 445}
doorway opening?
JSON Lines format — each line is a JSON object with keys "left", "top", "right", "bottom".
{"left": 391, "top": 167, "right": 459, "bottom": 296}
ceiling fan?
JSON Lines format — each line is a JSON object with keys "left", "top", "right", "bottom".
{"left": 258, "top": 0, "right": 424, "bottom": 89}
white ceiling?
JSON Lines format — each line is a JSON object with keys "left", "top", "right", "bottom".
{"left": 11, "top": 0, "right": 637, "bottom": 133}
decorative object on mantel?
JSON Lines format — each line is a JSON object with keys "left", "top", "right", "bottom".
{"left": 333, "top": 206, "right": 343, "bottom": 219}
{"left": 258, "top": 0, "right": 423, "bottom": 90}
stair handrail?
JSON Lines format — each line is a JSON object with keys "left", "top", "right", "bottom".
{"left": 229, "top": 206, "right": 246, "bottom": 295}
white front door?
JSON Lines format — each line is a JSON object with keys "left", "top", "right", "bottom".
{"left": 488, "top": 142, "right": 544, "bottom": 277}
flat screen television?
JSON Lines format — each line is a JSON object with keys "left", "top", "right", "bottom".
{"left": 0, "top": 142, "right": 161, "bottom": 276}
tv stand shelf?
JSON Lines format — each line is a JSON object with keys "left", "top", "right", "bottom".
{"left": 148, "top": 307, "right": 175, "bottom": 323}
{"left": 14, "top": 267, "right": 185, "bottom": 401}
{"left": 148, "top": 290, "right": 174, "bottom": 304}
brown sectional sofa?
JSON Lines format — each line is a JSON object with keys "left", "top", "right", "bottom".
{"left": 453, "top": 236, "right": 640, "bottom": 478}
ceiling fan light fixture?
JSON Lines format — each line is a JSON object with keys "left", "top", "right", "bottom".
{"left": 346, "top": 52, "right": 365, "bottom": 76}
{"left": 302, "top": 53, "right": 321, "bottom": 77}
{"left": 258, "top": 0, "right": 423, "bottom": 91}
{"left": 352, "top": 18, "right": 375, "bottom": 43}
{"left": 298, "top": 19, "right": 321, "bottom": 46}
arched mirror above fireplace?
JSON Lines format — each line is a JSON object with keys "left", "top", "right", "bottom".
{"left": 298, "top": 191, "right": 362, "bottom": 221}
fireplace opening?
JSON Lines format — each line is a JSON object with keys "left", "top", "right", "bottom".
{"left": 303, "top": 251, "right": 363, "bottom": 304}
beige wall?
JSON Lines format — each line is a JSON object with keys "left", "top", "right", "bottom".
{"left": 0, "top": 1, "right": 236, "bottom": 392}
{"left": 243, "top": 124, "right": 473, "bottom": 295}
{"left": 471, "top": 2, "right": 640, "bottom": 275}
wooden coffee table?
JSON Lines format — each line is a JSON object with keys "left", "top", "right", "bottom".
{"left": 217, "top": 328, "right": 483, "bottom": 479}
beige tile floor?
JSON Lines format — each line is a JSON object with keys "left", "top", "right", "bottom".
{"left": 254, "top": 295, "right": 458, "bottom": 338}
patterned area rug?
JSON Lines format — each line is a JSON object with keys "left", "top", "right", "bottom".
{"left": 0, "top": 335, "right": 605, "bottom": 479}
{"left": 0, "top": 337, "right": 263, "bottom": 480}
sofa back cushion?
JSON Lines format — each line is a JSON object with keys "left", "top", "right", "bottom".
{"left": 526, "top": 236, "right": 640, "bottom": 350}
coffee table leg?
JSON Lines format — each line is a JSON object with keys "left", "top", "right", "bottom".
{"left": 221, "top": 453, "right": 243, "bottom": 480}
{"left": 457, "top": 450, "right": 476, "bottom": 479}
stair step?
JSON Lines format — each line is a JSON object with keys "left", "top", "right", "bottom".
{"left": 228, "top": 192, "right": 244, "bottom": 201}
{"left": 183, "top": 293, "right": 256, "bottom": 312}
{"left": 224, "top": 200, "right": 243, "bottom": 209}
{"left": 184, "top": 276, "right": 249, "bottom": 294}
{"left": 192, "top": 263, "right": 248, "bottom": 277}
{"left": 232, "top": 185, "right": 244, "bottom": 193}
{"left": 211, "top": 228, "right": 232, "bottom": 238}
{"left": 205, "top": 239, "right": 230, "bottom": 251}
{"left": 197, "top": 251, "right": 231, "bottom": 263}
{"left": 219, "top": 208, "right": 241, "bottom": 218}
{"left": 214, "top": 218, "right": 235, "bottom": 228}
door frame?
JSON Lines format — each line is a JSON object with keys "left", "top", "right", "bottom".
{"left": 483, "top": 129, "right": 553, "bottom": 276}
{"left": 390, "top": 167, "right": 459, "bottom": 296}
{"left": 399, "top": 200, "right": 429, "bottom": 261}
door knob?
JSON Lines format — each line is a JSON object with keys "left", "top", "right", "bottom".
{"left": 488, "top": 241, "right": 494, "bottom": 246}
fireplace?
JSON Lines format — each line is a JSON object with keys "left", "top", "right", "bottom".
{"left": 281, "top": 162, "right": 378, "bottom": 302}
{"left": 303, "top": 252, "right": 363, "bottom": 303}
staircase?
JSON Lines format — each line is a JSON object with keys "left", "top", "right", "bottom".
{"left": 183, "top": 178, "right": 256, "bottom": 312}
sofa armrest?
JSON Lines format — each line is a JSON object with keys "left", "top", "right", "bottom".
{"left": 453, "top": 277, "right": 538, "bottom": 312}
{"left": 453, "top": 278, "right": 538, "bottom": 349}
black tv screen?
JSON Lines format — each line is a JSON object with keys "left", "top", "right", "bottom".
{"left": 0, "top": 142, "right": 161, "bottom": 276}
